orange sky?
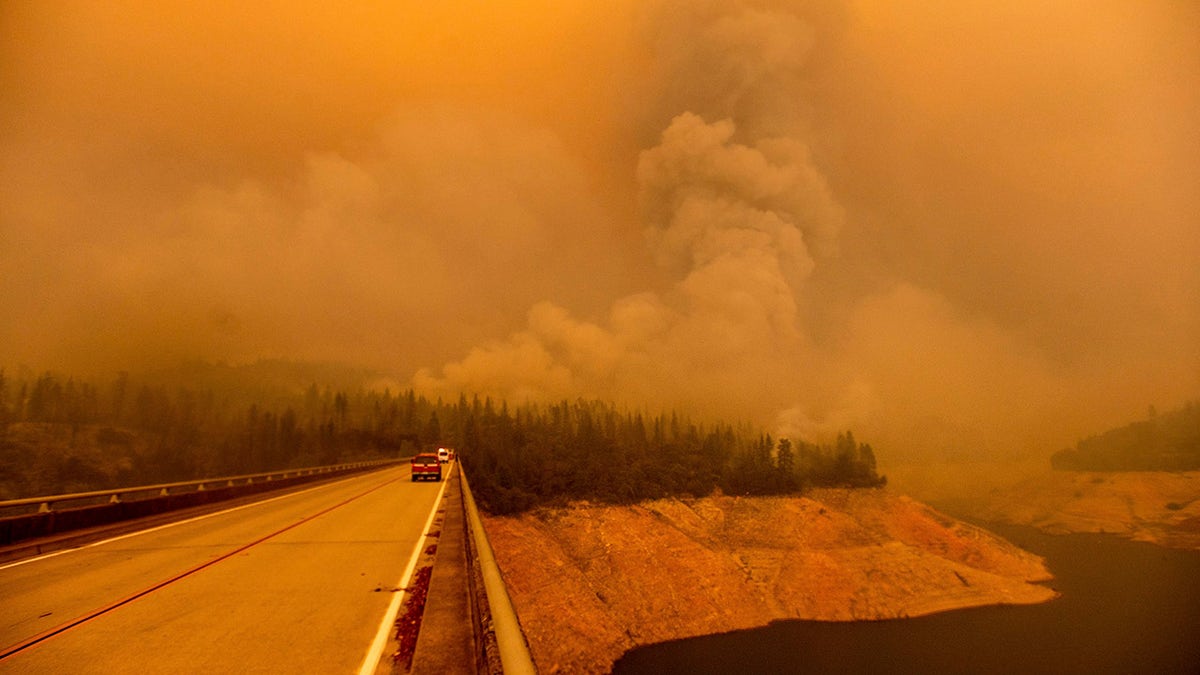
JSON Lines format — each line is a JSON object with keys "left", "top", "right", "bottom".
{"left": 3, "top": 0, "right": 1197, "bottom": 461}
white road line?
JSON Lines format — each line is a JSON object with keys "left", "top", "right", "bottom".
{"left": 0, "top": 467, "right": 406, "bottom": 572}
{"left": 358, "top": 462, "right": 453, "bottom": 675}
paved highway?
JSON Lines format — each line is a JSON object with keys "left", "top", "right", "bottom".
{"left": 0, "top": 464, "right": 448, "bottom": 673}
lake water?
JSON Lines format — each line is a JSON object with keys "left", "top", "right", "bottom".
{"left": 612, "top": 524, "right": 1200, "bottom": 674}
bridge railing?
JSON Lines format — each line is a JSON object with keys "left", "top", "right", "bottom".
{"left": 0, "top": 459, "right": 404, "bottom": 516}
{"left": 0, "top": 459, "right": 405, "bottom": 550}
{"left": 459, "top": 468, "right": 537, "bottom": 675}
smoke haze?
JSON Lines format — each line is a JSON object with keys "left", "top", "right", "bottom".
{"left": 3, "top": 1, "right": 1197, "bottom": 461}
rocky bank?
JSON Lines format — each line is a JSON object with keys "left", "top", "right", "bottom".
{"left": 482, "top": 489, "right": 1056, "bottom": 674}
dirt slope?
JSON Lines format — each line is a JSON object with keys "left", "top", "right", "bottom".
{"left": 970, "top": 470, "right": 1200, "bottom": 549}
{"left": 483, "top": 489, "right": 1055, "bottom": 674}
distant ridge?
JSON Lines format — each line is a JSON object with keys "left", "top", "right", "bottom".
{"left": 1052, "top": 401, "right": 1200, "bottom": 471}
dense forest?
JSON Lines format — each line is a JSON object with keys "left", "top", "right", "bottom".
{"left": 460, "top": 398, "right": 885, "bottom": 513}
{"left": 0, "top": 363, "right": 885, "bottom": 512}
{"left": 1051, "top": 402, "right": 1200, "bottom": 471}
{"left": 0, "top": 365, "right": 418, "bottom": 499}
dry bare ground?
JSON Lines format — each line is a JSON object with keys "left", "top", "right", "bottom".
{"left": 971, "top": 470, "right": 1200, "bottom": 549}
{"left": 483, "top": 489, "right": 1055, "bottom": 674}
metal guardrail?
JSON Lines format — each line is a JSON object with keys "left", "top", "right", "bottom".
{"left": 0, "top": 459, "right": 404, "bottom": 517}
{"left": 459, "top": 469, "right": 538, "bottom": 675}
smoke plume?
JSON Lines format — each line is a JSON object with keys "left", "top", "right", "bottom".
{"left": 2, "top": 0, "right": 1197, "bottom": 461}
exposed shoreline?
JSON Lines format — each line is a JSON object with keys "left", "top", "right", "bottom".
{"left": 483, "top": 489, "right": 1056, "bottom": 674}
{"left": 887, "top": 463, "right": 1200, "bottom": 550}
{"left": 968, "top": 470, "right": 1200, "bottom": 550}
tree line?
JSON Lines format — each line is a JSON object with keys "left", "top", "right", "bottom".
{"left": 1051, "top": 401, "right": 1200, "bottom": 471}
{"left": 458, "top": 397, "right": 885, "bottom": 513}
{"left": 0, "top": 366, "right": 886, "bottom": 510}
{"left": 0, "top": 368, "right": 434, "bottom": 498}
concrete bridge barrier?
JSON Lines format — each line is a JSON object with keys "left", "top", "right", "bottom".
{"left": 0, "top": 459, "right": 403, "bottom": 551}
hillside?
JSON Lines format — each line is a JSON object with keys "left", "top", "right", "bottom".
{"left": 1051, "top": 402, "right": 1200, "bottom": 471}
{"left": 482, "top": 489, "right": 1055, "bottom": 674}
{"left": 968, "top": 470, "right": 1200, "bottom": 550}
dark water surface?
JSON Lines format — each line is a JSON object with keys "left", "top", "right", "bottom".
{"left": 613, "top": 525, "right": 1200, "bottom": 674}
